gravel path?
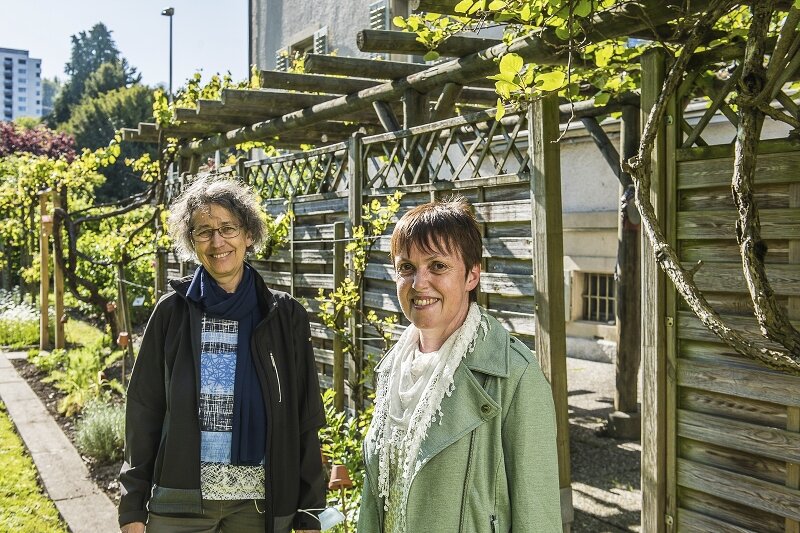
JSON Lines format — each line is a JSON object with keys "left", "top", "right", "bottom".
{"left": 567, "top": 357, "right": 642, "bottom": 532}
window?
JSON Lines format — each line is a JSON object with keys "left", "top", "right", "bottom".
{"left": 18, "top": 106, "right": 26, "bottom": 111}
{"left": 582, "top": 273, "right": 616, "bottom": 323}
{"left": 275, "top": 27, "right": 328, "bottom": 72}
{"left": 369, "top": 0, "right": 390, "bottom": 59}
{"left": 18, "top": 68, "right": 26, "bottom": 75}
{"left": 18, "top": 96, "right": 26, "bottom": 102}
{"left": 18, "top": 58, "right": 25, "bottom": 64}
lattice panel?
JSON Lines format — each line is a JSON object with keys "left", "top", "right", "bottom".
{"left": 679, "top": 58, "right": 800, "bottom": 148}
{"left": 243, "top": 143, "right": 350, "bottom": 200}
{"left": 361, "top": 110, "right": 529, "bottom": 188}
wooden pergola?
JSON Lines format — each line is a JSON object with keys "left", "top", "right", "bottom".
{"left": 120, "top": 1, "right": 756, "bottom": 531}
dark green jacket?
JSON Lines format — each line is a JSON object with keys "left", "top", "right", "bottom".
{"left": 358, "top": 311, "right": 562, "bottom": 533}
{"left": 118, "top": 272, "right": 326, "bottom": 532}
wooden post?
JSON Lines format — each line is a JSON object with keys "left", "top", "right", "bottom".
{"left": 332, "top": 221, "right": 346, "bottom": 411}
{"left": 154, "top": 248, "right": 168, "bottom": 301}
{"left": 787, "top": 182, "right": 799, "bottom": 533}
{"left": 348, "top": 132, "right": 365, "bottom": 409}
{"left": 606, "top": 104, "right": 642, "bottom": 438}
{"left": 116, "top": 262, "right": 135, "bottom": 385}
{"left": 39, "top": 192, "right": 50, "bottom": 351}
{"left": 288, "top": 196, "right": 296, "bottom": 297}
{"left": 52, "top": 189, "right": 65, "bottom": 349}
{"left": 528, "top": 96, "right": 572, "bottom": 532}
{"left": 640, "top": 49, "right": 670, "bottom": 533}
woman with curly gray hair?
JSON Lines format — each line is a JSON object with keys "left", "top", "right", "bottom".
{"left": 119, "top": 176, "right": 325, "bottom": 533}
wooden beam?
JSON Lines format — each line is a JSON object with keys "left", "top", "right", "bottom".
{"left": 580, "top": 116, "right": 621, "bottom": 182}
{"left": 260, "top": 70, "right": 380, "bottom": 94}
{"left": 640, "top": 48, "right": 670, "bottom": 533}
{"left": 357, "top": 29, "right": 500, "bottom": 57}
{"left": 528, "top": 95, "right": 572, "bottom": 531}
{"left": 372, "top": 100, "right": 401, "bottom": 132}
{"left": 178, "top": 0, "right": 711, "bottom": 156}
{"left": 221, "top": 88, "right": 338, "bottom": 111}
{"left": 404, "top": 88, "right": 429, "bottom": 128}
{"left": 431, "top": 82, "right": 463, "bottom": 121}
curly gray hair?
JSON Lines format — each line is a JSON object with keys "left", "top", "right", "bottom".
{"left": 167, "top": 176, "right": 267, "bottom": 262}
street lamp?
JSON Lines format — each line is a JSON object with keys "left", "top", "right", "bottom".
{"left": 161, "top": 7, "right": 175, "bottom": 101}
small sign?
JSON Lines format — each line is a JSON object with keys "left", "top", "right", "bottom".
{"left": 132, "top": 296, "right": 146, "bottom": 307}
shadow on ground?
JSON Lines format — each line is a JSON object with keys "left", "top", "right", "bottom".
{"left": 567, "top": 358, "right": 641, "bottom": 533}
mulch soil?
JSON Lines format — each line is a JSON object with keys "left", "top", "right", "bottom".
{"left": 10, "top": 356, "right": 124, "bottom": 506}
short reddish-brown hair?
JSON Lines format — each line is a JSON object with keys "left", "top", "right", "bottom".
{"left": 390, "top": 196, "right": 482, "bottom": 302}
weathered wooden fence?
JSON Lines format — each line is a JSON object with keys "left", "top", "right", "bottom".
{"left": 641, "top": 50, "right": 800, "bottom": 533}
{"left": 163, "top": 98, "right": 574, "bottom": 527}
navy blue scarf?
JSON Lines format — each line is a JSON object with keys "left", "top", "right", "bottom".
{"left": 187, "top": 265, "right": 266, "bottom": 465}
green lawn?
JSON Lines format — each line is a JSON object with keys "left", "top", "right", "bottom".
{"left": 0, "top": 401, "right": 68, "bottom": 532}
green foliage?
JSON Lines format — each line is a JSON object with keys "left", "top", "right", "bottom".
{"left": 49, "top": 22, "right": 140, "bottom": 126}
{"left": 29, "top": 348, "right": 69, "bottom": 375}
{"left": 42, "top": 342, "right": 124, "bottom": 417}
{"left": 0, "top": 288, "right": 40, "bottom": 347}
{"left": 74, "top": 398, "right": 125, "bottom": 463}
{"left": 0, "top": 401, "right": 69, "bottom": 532}
{"left": 319, "top": 389, "right": 373, "bottom": 531}
{"left": 316, "top": 192, "right": 402, "bottom": 402}
{"left": 258, "top": 207, "right": 294, "bottom": 261}
{"left": 395, "top": 0, "right": 785, "bottom": 114}
{"left": 65, "top": 84, "right": 155, "bottom": 201}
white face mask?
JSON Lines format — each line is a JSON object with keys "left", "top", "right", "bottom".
{"left": 297, "top": 507, "right": 346, "bottom": 531}
{"left": 318, "top": 507, "right": 347, "bottom": 530}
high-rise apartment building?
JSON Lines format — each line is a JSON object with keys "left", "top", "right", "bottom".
{"left": 1, "top": 47, "right": 43, "bottom": 121}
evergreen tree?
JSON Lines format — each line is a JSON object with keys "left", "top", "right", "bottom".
{"left": 64, "top": 84, "right": 155, "bottom": 200}
{"left": 47, "top": 23, "right": 140, "bottom": 126}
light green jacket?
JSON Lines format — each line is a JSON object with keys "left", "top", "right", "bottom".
{"left": 358, "top": 312, "right": 562, "bottom": 533}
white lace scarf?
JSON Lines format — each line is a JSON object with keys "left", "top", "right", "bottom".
{"left": 366, "top": 303, "right": 488, "bottom": 533}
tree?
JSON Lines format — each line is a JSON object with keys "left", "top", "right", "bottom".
{"left": 47, "top": 23, "right": 140, "bottom": 127}
{"left": 64, "top": 84, "right": 155, "bottom": 200}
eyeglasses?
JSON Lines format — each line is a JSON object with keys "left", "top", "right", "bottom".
{"left": 191, "top": 224, "right": 242, "bottom": 242}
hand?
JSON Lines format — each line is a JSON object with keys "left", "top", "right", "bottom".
{"left": 120, "top": 522, "right": 145, "bottom": 533}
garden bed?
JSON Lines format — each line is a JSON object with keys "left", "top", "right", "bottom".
{"left": 11, "top": 355, "right": 124, "bottom": 505}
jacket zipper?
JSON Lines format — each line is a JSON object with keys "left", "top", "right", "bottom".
{"left": 490, "top": 514, "right": 498, "bottom": 533}
{"left": 270, "top": 353, "right": 282, "bottom": 403}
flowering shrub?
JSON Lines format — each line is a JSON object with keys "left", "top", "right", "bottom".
{"left": 0, "top": 288, "right": 41, "bottom": 347}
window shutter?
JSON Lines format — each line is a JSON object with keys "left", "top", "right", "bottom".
{"left": 369, "top": 0, "right": 390, "bottom": 59}
{"left": 275, "top": 47, "right": 289, "bottom": 72}
{"left": 313, "top": 27, "right": 328, "bottom": 55}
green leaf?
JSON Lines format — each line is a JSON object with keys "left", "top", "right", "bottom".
{"left": 454, "top": 0, "right": 474, "bottom": 13}
{"left": 574, "top": 0, "right": 592, "bottom": 18}
{"left": 494, "top": 80, "right": 517, "bottom": 99}
{"left": 495, "top": 98, "right": 506, "bottom": 121}
{"left": 488, "top": 0, "right": 507, "bottom": 10}
{"left": 534, "top": 71, "right": 566, "bottom": 92}
{"left": 555, "top": 26, "right": 571, "bottom": 40}
{"left": 594, "top": 92, "right": 611, "bottom": 106}
{"left": 498, "top": 53, "right": 524, "bottom": 76}
{"left": 424, "top": 12, "right": 440, "bottom": 21}
{"left": 520, "top": 3, "right": 532, "bottom": 22}
{"left": 392, "top": 16, "right": 406, "bottom": 28}
{"left": 423, "top": 50, "right": 441, "bottom": 62}
{"left": 594, "top": 45, "right": 614, "bottom": 68}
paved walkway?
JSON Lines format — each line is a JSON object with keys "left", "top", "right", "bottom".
{"left": 0, "top": 350, "right": 118, "bottom": 533}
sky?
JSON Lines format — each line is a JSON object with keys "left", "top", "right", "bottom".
{"left": 1, "top": 0, "right": 249, "bottom": 90}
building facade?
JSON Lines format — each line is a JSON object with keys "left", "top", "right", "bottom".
{"left": 1, "top": 48, "right": 43, "bottom": 121}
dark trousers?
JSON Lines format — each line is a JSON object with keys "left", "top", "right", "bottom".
{"left": 146, "top": 499, "right": 294, "bottom": 533}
